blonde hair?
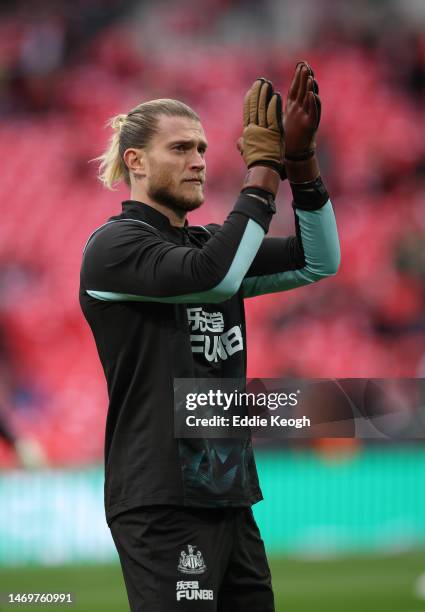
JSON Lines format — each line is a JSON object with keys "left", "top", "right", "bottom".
{"left": 96, "top": 99, "right": 200, "bottom": 190}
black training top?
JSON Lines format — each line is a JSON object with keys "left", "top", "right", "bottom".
{"left": 79, "top": 186, "right": 339, "bottom": 524}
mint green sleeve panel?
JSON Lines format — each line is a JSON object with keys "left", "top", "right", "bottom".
{"left": 87, "top": 218, "right": 265, "bottom": 304}
{"left": 241, "top": 200, "right": 340, "bottom": 299}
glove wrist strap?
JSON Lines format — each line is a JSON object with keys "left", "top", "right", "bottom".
{"left": 285, "top": 155, "right": 320, "bottom": 184}
{"left": 242, "top": 166, "right": 280, "bottom": 197}
{"left": 285, "top": 149, "right": 315, "bottom": 162}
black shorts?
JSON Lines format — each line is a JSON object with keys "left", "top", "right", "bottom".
{"left": 109, "top": 505, "right": 274, "bottom": 612}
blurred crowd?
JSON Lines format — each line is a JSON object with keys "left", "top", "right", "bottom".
{"left": 0, "top": 0, "right": 424, "bottom": 465}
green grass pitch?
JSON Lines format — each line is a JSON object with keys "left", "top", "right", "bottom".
{"left": 1, "top": 551, "right": 424, "bottom": 611}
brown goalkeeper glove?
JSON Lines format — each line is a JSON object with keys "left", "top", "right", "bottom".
{"left": 283, "top": 61, "right": 322, "bottom": 183}
{"left": 237, "top": 78, "right": 284, "bottom": 196}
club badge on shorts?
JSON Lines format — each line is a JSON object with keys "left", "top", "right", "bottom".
{"left": 178, "top": 545, "right": 207, "bottom": 574}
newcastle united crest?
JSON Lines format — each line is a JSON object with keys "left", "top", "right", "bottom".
{"left": 178, "top": 545, "right": 207, "bottom": 574}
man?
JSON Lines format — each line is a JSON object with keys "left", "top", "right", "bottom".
{"left": 80, "top": 62, "right": 340, "bottom": 611}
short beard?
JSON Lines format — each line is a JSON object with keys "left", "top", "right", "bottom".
{"left": 147, "top": 181, "right": 203, "bottom": 214}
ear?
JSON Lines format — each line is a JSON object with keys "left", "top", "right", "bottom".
{"left": 123, "top": 148, "right": 146, "bottom": 178}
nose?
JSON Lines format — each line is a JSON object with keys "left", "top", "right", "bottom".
{"left": 189, "top": 151, "right": 206, "bottom": 171}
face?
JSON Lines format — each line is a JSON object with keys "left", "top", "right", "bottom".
{"left": 142, "top": 115, "right": 207, "bottom": 213}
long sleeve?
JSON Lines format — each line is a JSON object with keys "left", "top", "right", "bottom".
{"left": 81, "top": 191, "right": 275, "bottom": 304}
{"left": 242, "top": 199, "right": 340, "bottom": 298}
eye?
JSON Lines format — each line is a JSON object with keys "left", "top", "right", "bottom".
{"left": 174, "top": 144, "right": 186, "bottom": 152}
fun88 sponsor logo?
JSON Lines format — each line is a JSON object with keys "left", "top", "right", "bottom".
{"left": 176, "top": 581, "right": 214, "bottom": 601}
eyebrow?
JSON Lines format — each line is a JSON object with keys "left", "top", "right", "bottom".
{"left": 168, "top": 138, "right": 208, "bottom": 149}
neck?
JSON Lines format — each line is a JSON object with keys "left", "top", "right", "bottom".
{"left": 129, "top": 188, "right": 186, "bottom": 228}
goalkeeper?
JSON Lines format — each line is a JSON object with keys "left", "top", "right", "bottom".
{"left": 80, "top": 62, "right": 340, "bottom": 612}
